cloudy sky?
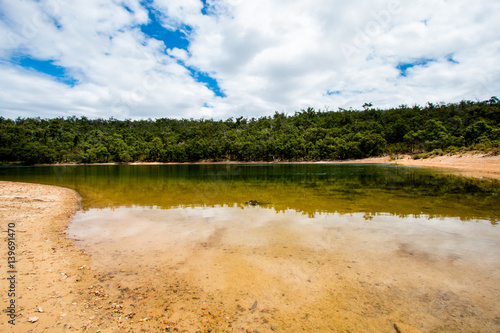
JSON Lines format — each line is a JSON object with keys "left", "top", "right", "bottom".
{"left": 0, "top": 0, "right": 499, "bottom": 120}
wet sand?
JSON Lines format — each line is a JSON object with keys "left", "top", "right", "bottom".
{"left": 1, "top": 154, "right": 500, "bottom": 332}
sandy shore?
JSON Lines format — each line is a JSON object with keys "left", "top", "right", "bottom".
{"left": 0, "top": 182, "right": 108, "bottom": 332}
{"left": 333, "top": 152, "right": 500, "bottom": 180}
{"left": 389, "top": 153, "right": 500, "bottom": 180}
{"left": 0, "top": 182, "right": 175, "bottom": 332}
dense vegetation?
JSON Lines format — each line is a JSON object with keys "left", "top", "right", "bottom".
{"left": 0, "top": 98, "right": 499, "bottom": 164}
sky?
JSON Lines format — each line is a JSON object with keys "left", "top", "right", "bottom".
{"left": 0, "top": 0, "right": 499, "bottom": 120}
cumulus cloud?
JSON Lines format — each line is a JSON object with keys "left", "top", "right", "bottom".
{"left": 0, "top": 0, "right": 499, "bottom": 120}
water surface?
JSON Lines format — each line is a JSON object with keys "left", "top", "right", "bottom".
{"left": 1, "top": 164, "right": 499, "bottom": 331}
{"left": 1, "top": 164, "right": 498, "bottom": 221}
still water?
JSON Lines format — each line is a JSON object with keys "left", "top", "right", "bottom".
{"left": 0, "top": 163, "right": 498, "bottom": 220}
{"left": 1, "top": 164, "right": 499, "bottom": 331}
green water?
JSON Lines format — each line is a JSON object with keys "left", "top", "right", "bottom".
{"left": 0, "top": 164, "right": 498, "bottom": 223}
{"left": 3, "top": 164, "right": 500, "bottom": 331}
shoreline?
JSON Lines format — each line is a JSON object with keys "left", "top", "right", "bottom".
{"left": 389, "top": 152, "right": 500, "bottom": 180}
{"left": 3, "top": 151, "right": 495, "bottom": 180}
{"left": 0, "top": 181, "right": 98, "bottom": 332}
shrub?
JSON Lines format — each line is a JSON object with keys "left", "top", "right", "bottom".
{"left": 430, "top": 149, "right": 444, "bottom": 156}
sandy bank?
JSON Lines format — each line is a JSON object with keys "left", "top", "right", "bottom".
{"left": 0, "top": 182, "right": 175, "bottom": 332}
{"left": 0, "top": 182, "right": 101, "bottom": 332}
{"left": 389, "top": 153, "right": 500, "bottom": 180}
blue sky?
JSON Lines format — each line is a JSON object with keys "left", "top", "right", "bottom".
{"left": 138, "top": 1, "right": 225, "bottom": 97}
{"left": 12, "top": 56, "right": 78, "bottom": 86}
{"left": 396, "top": 58, "right": 435, "bottom": 77}
{"left": 0, "top": 0, "right": 499, "bottom": 119}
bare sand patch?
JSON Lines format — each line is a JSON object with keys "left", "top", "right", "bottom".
{"left": 389, "top": 153, "right": 500, "bottom": 180}
{"left": 0, "top": 181, "right": 95, "bottom": 332}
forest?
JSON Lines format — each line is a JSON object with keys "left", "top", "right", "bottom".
{"left": 0, "top": 98, "right": 499, "bottom": 164}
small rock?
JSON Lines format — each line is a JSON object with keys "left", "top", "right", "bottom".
{"left": 245, "top": 200, "right": 268, "bottom": 206}
{"left": 36, "top": 306, "right": 43, "bottom": 313}
{"left": 249, "top": 301, "right": 258, "bottom": 310}
{"left": 28, "top": 316, "right": 39, "bottom": 323}
{"left": 394, "top": 322, "right": 421, "bottom": 333}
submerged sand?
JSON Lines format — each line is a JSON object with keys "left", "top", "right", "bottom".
{"left": 1, "top": 155, "right": 500, "bottom": 332}
{"left": 68, "top": 206, "right": 500, "bottom": 332}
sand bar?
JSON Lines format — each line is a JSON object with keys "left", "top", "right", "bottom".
{"left": 388, "top": 153, "right": 500, "bottom": 180}
{"left": 0, "top": 182, "right": 95, "bottom": 332}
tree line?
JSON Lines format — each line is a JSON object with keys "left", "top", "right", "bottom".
{"left": 0, "top": 98, "right": 499, "bottom": 164}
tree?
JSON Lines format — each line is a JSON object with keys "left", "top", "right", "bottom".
{"left": 464, "top": 120, "right": 492, "bottom": 145}
{"left": 1, "top": 99, "right": 498, "bottom": 164}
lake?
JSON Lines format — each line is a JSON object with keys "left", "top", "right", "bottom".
{"left": 1, "top": 164, "right": 499, "bottom": 331}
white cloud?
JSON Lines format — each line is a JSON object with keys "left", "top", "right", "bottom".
{"left": 0, "top": 0, "right": 499, "bottom": 120}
